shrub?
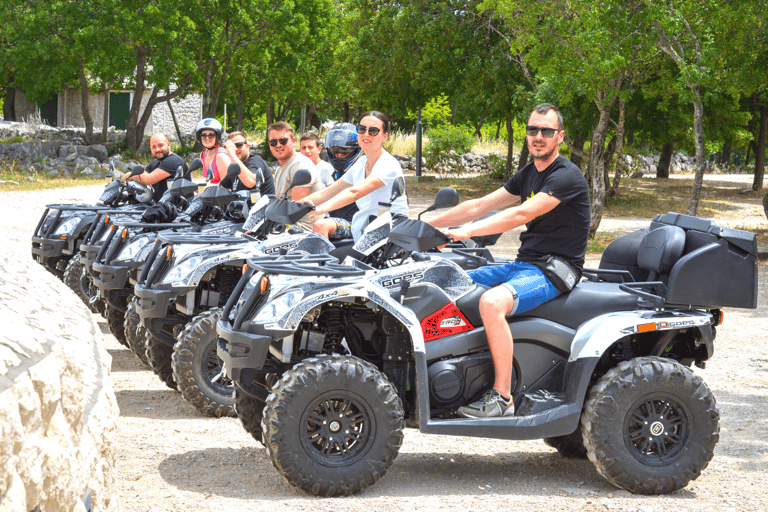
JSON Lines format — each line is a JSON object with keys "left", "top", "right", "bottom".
{"left": 424, "top": 124, "right": 474, "bottom": 177}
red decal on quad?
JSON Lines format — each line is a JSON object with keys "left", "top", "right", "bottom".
{"left": 421, "top": 303, "right": 473, "bottom": 341}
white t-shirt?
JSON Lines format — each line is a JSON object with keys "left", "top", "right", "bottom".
{"left": 316, "top": 159, "right": 335, "bottom": 187}
{"left": 342, "top": 150, "right": 409, "bottom": 240}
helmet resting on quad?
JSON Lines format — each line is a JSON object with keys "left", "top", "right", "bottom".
{"left": 325, "top": 122, "right": 362, "bottom": 179}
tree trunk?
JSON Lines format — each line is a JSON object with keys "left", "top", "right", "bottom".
{"left": 495, "top": 118, "right": 503, "bottom": 139}
{"left": 450, "top": 99, "right": 460, "bottom": 126}
{"left": 686, "top": 93, "right": 706, "bottom": 216}
{"left": 236, "top": 87, "right": 245, "bottom": 131}
{"left": 517, "top": 142, "right": 530, "bottom": 171}
{"left": 588, "top": 97, "right": 615, "bottom": 238}
{"left": 608, "top": 98, "right": 626, "bottom": 198}
{"left": 754, "top": 101, "right": 767, "bottom": 191}
{"left": 101, "top": 83, "right": 109, "bottom": 142}
{"left": 504, "top": 111, "right": 514, "bottom": 181}
{"left": 721, "top": 142, "right": 731, "bottom": 167}
{"left": 125, "top": 47, "right": 148, "bottom": 151}
{"left": 657, "top": 137, "right": 674, "bottom": 178}
{"left": 3, "top": 87, "right": 16, "bottom": 121}
{"left": 343, "top": 101, "right": 350, "bottom": 123}
{"left": 602, "top": 134, "right": 617, "bottom": 191}
{"left": 203, "top": 57, "right": 233, "bottom": 119}
{"left": 267, "top": 99, "right": 275, "bottom": 126}
{"left": 568, "top": 135, "right": 587, "bottom": 171}
{"left": 167, "top": 98, "right": 183, "bottom": 145}
{"left": 77, "top": 58, "right": 94, "bottom": 145}
{"left": 473, "top": 103, "right": 493, "bottom": 139}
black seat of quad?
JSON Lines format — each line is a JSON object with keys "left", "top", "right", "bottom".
{"left": 457, "top": 225, "right": 686, "bottom": 330}
{"left": 456, "top": 281, "right": 640, "bottom": 330}
{"left": 636, "top": 225, "right": 686, "bottom": 281}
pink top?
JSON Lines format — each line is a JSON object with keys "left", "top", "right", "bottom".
{"left": 201, "top": 147, "right": 227, "bottom": 184}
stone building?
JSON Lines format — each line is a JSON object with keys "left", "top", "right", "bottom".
{"left": 9, "top": 87, "right": 202, "bottom": 140}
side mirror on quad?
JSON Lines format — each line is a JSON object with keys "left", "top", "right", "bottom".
{"left": 418, "top": 187, "right": 459, "bottom": 219}
{"left": 188, "top": 158, "right": 203, "bottom": 173}
{"left": 130, "top": 164, "right": 145, "bottom": 177}
{"left": 284, "top": 169, "right": 312, "bottom": 199}
{"left": 226, "top": 162, "right": 241, "bottom": 179}
{"left": 390, "top": 176, "right": 406, "bottom": 202}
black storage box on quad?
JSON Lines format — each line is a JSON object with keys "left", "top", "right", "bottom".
{"left": 599, "top": 213, "right": 758, "bottom": 309}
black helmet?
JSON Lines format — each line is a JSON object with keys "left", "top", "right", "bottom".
{"left": 195, "top": 118, "right": 223, "bottom": 144}
{"left": 325, "top": 122, "right": 362, "bottom": 177}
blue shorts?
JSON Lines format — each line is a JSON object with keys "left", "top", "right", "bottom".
{"left": 467, "top": 261, "right": 560, "bottom": 315}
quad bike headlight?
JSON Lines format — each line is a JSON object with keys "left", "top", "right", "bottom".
{"left": 53, "top": 216, "right": 81, "bottom": 236}
{"left": 161, "top": 255, "right": 205, "bottom": 285}
{"left": 253, "top": 288, "right": 304, "bottom": 324}
{"left": 115, "top": 237, "right": 151, "bottom": 263}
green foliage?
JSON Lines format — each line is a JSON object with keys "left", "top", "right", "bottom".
{"left": 1, "top": 135, "right": 25, "bottom": 144}
{"left": 425, "top": 124, "right": 474, "bottom": 175}
{"left": 408, "top": 94, "right": 453, "bottom": 127}
{"left": 486, "top": 152, "right": 507, "bottom": 180}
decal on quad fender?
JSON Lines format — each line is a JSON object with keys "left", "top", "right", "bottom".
{"left": 421, "top": 303, "right": 473, "bottom": 341}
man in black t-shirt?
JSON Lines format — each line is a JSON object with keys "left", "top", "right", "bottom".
{"left": 122, "top": 133, "right": 188, "bottom": 202}
{"left": 428, "top": 103, "right": 590, "bottom": 419}
{"left": 222, "top": 131, "right": 275, "bottom": 195}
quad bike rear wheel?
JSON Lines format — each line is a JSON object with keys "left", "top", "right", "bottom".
{"left": 105, "top": 304, "right": 129, "bottom": 347}
{"left": 172, "top": 309, "right": 236, "bottom": 417}
{"left": 144, "top": 330, "right": 177, "bottom": 391}
{"left": 544, "top": 429, "right": 588, "bottom": 459}
{"left": 581, "top": 356, "right": 719, "bottom": 494}
{"left": 262, "top": 354, "right": 404, "bottom": 496}
{"left": 124, "top": 296, "right": 149, "bottom": 366}
{"left": 63, "top": 253, "right": 104, "bottom": 315}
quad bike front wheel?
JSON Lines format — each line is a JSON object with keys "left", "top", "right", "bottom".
{"left": 172, "top": 309, "right": 236, "bottom": 418}
{"left": 105, "top": 304, "right": 129, "bottom": 347}
{"left": 124, "top": 296, "right": 149, "bottom": 366}
{"left": 262, "top": 354, "right": 404, "bottom": 496}
{"left": 63, "top": 253, "right": 104, "bottom": 315}
{"left": 234, "top": 384, "right": 265, "bottom": 444}
{"left": 143, "top": 330, "right": 178, "bottom": 391}
{"left": 581, "top": 356, "right": 719, "bottom": 494}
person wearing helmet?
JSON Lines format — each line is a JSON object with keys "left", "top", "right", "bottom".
{"left": 121, "top": 133, "right": 188, "bottom": 202}
{"left": 196, "top": 118, "right": 231, "bottom": 185}
{"left": 315, "top": 123, "right": 362, "bottom": 228}
{"left": 299, "top": 112, "right": 408, "bottom": 242}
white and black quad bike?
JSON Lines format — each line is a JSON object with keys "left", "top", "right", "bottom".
{"left": 85, "top": 160, "right": 254, "bottom": 354}
{"left": 131, "top": 177, "right": 492, "bottom": 416}
{"left": 31, "top": 161, "right": 152, "bottom": 288}
{"left": 216, "top": 212, "right": 758, "bottom": 496}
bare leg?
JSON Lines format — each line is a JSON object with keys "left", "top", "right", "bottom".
{"left": 313, "top": 218, "right": 337, "bottom": 240}
{"left": 478, "top": 286, "right": 516, "bottom": 399}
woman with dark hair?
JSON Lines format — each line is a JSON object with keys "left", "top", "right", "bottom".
{"left": 299, "top": 111, "right": 408, "bottom": 241}
{"left": 195, "top": 118, "right": 232, "bottom": 186}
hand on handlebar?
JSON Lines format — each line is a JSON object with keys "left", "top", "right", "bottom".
{"left": 439, "top": 227, "right": 471, "bottom": 242}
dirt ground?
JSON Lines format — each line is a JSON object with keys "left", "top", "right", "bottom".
{"left": 8, "top": 183, "right": 768, "bottom": 511}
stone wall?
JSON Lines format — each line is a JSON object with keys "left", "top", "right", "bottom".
{"left": 0, "top": 263, "right": 120, "bottom": 511}
{"left": 150, "top": 95, "right": 202, "bottom": 141}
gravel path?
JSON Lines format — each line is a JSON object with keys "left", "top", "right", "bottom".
{"left": 5, "top": 184, "right": 768, "bottom": 512}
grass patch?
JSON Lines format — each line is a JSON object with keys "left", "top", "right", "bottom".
{"left": 1, "top": 135, "right": 26, "bottom": 144}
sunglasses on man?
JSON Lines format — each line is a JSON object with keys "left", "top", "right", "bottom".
{"left": 526, "top": 126, "right": 561, "bottom": 138}
{"left": 356, "top": 124, "right": 381, "bottom": 136}
{"left": 232, "top": 142, "right": 247, "bottom": 149}
{"left": 269, "top": 137, "right": 290, "bottom": 147}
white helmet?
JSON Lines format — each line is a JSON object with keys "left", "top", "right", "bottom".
{"left": 195, "top": 118, "right": 223, "bottom": 143}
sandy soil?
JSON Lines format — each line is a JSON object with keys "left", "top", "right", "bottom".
{"left": 7, "top": 183, "right": 768, "bottom": 512}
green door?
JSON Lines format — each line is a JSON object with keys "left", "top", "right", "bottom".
{"left": 109, "top": 92, "right": 131, "bottom": 130}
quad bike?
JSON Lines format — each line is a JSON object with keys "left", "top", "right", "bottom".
{"left": 31, "top": 162, "right": 150, "bottom": 292}
{"left": 131, "top": 172, "right": 474, "bottom": 414}
{"left": 216, "top": 211, "right": 758, "bottom": 497}
{"left": 86, "top": 160, "right": 249, "bottom": 356}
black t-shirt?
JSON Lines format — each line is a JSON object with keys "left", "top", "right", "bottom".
{"left": 145, "top": 153, "right": 188, "bottom": 202}
{"left": 220, "top": 154, "right": 276, "bottom": 195}
{"left": 504, "top": 155, "right": 591, "bottom": 270}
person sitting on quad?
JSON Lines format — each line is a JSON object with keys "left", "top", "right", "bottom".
{"left": 300, "top": 132, "right": 335, "bottom": 188}
{"left": 268, "top": 121, "right": 324, "bottom": 232}
{"left": 121, "top": 133, "right": 188, "bottom": 202}
{"left": 222, "top": 131, "right": 275, "bottom": 196}
{"left": 299, "top": 112, "right": 408, "bottom": 241}
{"left": 428, "top": 103, "right": 591, "bottom": 418}
{"left": 196, "top": 118, "right": 232, "bottom": 186}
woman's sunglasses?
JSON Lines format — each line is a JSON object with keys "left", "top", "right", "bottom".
{"left": 356, "top": 125, "right": 381, "bottom": 136}
{"left": 201, "top": 133, "right": 216, "bottom": 140}
{"left": 269, "top": 137, "right": 290, "bottom": 147}
{"left": 526, "top": 126, "right": 560, "bottom": 138}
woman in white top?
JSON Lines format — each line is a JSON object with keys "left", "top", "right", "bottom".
{"left": 299, "top": 111, "right": 408, "bottom": 241}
